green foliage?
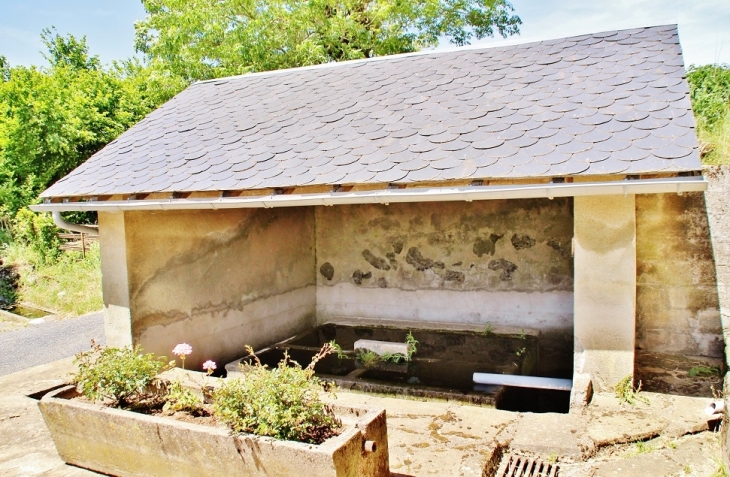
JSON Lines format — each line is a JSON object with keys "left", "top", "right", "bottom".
{"left": 615, "top": 375, "right": 650, "bottom": 406}
{"left": 624, "top": 440, "right": 655, "bottom": 458}
{"left": 0, "top": 30, "right": 186, "bottom": 219}
{"left": 712, "top": 457, "right": 729, "bottom": 477}
{"left": 355, "top": 331, "right": 419, "bottom": 366}
{"left": 687, "top": 64, "right": 730, "bottom": 164}
{"left": 688, "top": 64, "right": 730, "bottom": 130}
{"left": 11, "top": 209, "right": 60, "bottom": 264}
{"left": 41, "top": 27, "right": 101, "bottom": 71}
{"left": 0, "top": 264, "right": 17, "bottom": 309}
{"left": 329, "top": 340, "right": 350, "bottom": 360}
{"left": 72, "top": 340, "right": 173, "bottom": 407}
{"left": 356, "top": 349, "right": 381, "bottom": 368}
{"left": 2, "top": 239, "right": 102, "bottom": 316}
{"left": 405, "top": 331, "right": 419, "bottom": 360}
{"left": 688, "top": 365, "right": 722, "bottom": 377}
{"left": 699, "top": 114, "right": 730, "bottom": 165}
{"left": 213, "top": 344, "right": 340, "bottom": 444}
{"left": 163, "top": 380, "right": 204, "bottom": 414}
{"left": 135, "top": 0, "right": 521, "bottom": 81}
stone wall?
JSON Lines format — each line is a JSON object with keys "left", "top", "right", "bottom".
{"left": 315, "top": 199, "right": 575, "bottom": 374}
{"left": 635, "top": 191, "right": 723, "bottom": 358}
{"left": 121, "top": 207, "right": 316, "bottom": 369}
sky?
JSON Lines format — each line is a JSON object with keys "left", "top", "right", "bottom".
{"left": 0, "top": 0, "right": 728, "bottom": 68}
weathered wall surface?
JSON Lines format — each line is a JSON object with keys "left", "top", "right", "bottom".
{"left": 574, "top": 195, "right": 636, "bottom": 392}
{"left": 636, "top": 191, "right": 723, "bottom": 358}
{"left": 315, "top": 199, "right": 574, "bottom": 337}
{"left": 124, "top": 208, "right": 316, "bottom": 368}
{"left": 98, "top": 211, "right": 133, "bottom": 347}
{"left": 702, "top": 165, "right": 730, "bottom": 467}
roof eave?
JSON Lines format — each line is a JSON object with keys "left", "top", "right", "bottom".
{"left": 30, "top": 176, "right": 708, "bottom": 213}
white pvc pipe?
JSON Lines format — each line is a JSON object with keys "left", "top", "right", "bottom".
{"left": 30, "top": 177, "right": 708, "bottom": 213}
{"left": 51, "top": 211, "right": 98, "bottom": 236}
{"left": 473, "top": 372, "right": 572, "bottom": 391}
{"left": 705, "top": 400, "right": 724, "bottom": 416}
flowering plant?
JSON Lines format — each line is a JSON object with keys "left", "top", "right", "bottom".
{"left": 202, "top": 360, "right": 217, "bottom": 375}
{"left": 172, "top": 343, "right": 193, "bottom": 369}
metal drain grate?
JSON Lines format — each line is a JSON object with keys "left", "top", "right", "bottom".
{"left": 495, "top": 454, "right": 559, "bottom": 477}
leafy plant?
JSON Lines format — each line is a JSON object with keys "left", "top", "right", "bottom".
{"left": 688, "top": 365, "right": 722, "bottom": 377}
{"left": 615, "top": 375, "right": 650, "bottom": 406}
{"left": 405, "top": 331, "right": 419, "bottom": 361}
{"left": 329, "top": 340, "right": 349, "bottom": 360}
{"left": 355, "top": 332, "right": 419, "bottom": 366}
{"left": 356, "top": 349, "right": 381, "bottom": 368}
{"left": 212, "top": 344, "right": 340, "bottom": 444}
{"left": 163, "top": 380, "right": 204, "bottom": 414}
{"left": 483, "top": 322, "right": 493, "bottom": 336}
{"left": 72, "top": 340, "right": 173, "bottom": 407}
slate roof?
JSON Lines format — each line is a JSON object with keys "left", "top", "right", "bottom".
{"left": 41, "top": 24, "right": 701, "bottom": 199}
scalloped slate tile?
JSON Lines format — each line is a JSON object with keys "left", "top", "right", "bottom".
{"left": 41, "top": 24, "right": 701, "bottom": 199}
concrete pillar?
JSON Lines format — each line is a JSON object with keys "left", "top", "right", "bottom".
{"left": 573, "top": 195, "right": 636, "bottom": 392}
{"left": 98, "top": 211, "right": 132, "bottom": 347}
{"left": 702, "top": 165, "right": 730, "bottom": 466}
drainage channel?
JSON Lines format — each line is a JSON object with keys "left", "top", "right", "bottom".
{"left": 0, "top": 303, "right": 54, "bottom": 324}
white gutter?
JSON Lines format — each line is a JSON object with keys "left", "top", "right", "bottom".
{"left": 31, "top": 176, "right": 707, "bottom": 213}
{"left": 51, "top": 211, "right": 99, "bottom": 236}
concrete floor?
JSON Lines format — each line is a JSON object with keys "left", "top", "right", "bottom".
{"left": 0, "top": 358, "right": 725, "bottom": 476}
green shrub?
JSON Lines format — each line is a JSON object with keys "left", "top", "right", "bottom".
{"left": 212, "top": 344, "right": 340, "bottom": 444}
{"left": 12, "top": 209, "right": 61, "bottom": 265}
{"left": 72, "top": 340, "right": 173, "bottom": 407}
{"left": 688, "top": 64, "right": 730, "bottom": 130}
{"left": 163, "top": 380, "right": 204, "bottom": 414}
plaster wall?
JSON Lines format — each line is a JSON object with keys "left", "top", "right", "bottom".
{"left": 574, "top": 195, "right": 636, "bottom": 392}
{"left": 98, "top": 211, "right": 133, "bottom": 347}
{"left": 636, "top": 192, "right": 723, "bottom": 358}
{"left": 702, "top": 165, "right": 730, "bottom": 467}
{"left": 122, "top": 208, "right": 316, "bottom": 369}
{"left": 315, "top": 199, "right": 575, "bottom": 372}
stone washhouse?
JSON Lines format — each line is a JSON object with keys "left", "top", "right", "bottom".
{"left": 33, "top": 25, "right": 723, "bottom": 405}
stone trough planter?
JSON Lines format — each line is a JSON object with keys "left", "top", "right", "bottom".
{"left": 39, "top": 385, "right": 389, "bottom": 477}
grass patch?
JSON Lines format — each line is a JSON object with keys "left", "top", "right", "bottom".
{"left": 700, "top": 114, "right": 730, "bottom": 165}
{"left": 624, "top": 440, "right": 655, "bottom": 458}
{"left": 1, "top": 240, "right": 102, "bottom": 316}
{"left": 615, "top": 375, "right": 650, "bottom": 405}
{"left": 711, "top": 457, "right": 729, "bottom": 477}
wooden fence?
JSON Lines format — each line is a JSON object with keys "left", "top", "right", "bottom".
{"left": 58, "top": 229, "right": 98, "bottom": 258}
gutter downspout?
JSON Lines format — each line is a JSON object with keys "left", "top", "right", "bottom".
{"left": 51, "top": 211, "right": 98, "bottom": 236}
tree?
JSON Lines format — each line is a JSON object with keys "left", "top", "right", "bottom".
{"left": 135, "top": 0, "right": 521, "bottom": 82}
{"left": 0, "top": 30, "right": 186, "bottom": 217}
{"left": 41, "top": 27, "right": 101, "bottom": 71}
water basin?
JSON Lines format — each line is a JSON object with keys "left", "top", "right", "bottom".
{"left": 227, "top": 323, "right": 541, "bottom": 407}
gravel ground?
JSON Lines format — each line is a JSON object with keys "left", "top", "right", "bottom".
{"left": 0, "top": 311, "right": 104, "bottom": 376}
